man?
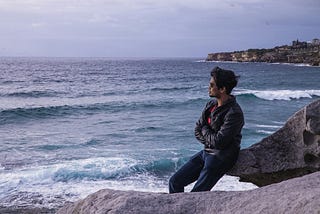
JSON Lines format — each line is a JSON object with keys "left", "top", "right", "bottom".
{"left": 169, "top": 66, "right": 244, "bottom": 193}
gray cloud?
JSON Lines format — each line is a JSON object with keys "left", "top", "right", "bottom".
{"left": 0, "top": 0, "right": 319, "bottom": 57}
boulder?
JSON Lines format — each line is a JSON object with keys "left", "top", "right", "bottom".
{"left": 57, "top": 171, "right": 320, "bottom": 214}
{"left": 227, "top": 99, "right": 320, "bottom": 186}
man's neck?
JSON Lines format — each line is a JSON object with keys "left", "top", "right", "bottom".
{"left": 217, "top": 94, "right": 231, "bottom": 107}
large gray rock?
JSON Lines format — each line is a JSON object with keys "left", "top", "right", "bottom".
{"left": 57, "top": 171, "right": 320, "bottom": 214}
{"left": 227, "top": 99, "right": 320, "bottom": 186}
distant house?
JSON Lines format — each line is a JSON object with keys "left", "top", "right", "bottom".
{"left": 312, "top": 38, "right": 320, "bottom": 45}
{"left": 292, "top": 39, "right": 307, "bottom": 48}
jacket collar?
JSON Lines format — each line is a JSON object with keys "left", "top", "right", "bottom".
{"left": 221, "top": 95, "right": 236, "bottom": 107}
{"left": 208, "top": 95, "right": 236, "bottom": 113}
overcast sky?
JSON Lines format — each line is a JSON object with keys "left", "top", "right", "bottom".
{"left": 0, "top": 0, "right": 319, "bottom": 57}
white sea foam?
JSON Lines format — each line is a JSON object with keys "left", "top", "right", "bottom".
{"left": 256, "top": 124, "right": 282, "bottom": 129}
{"left": 272, "top": 62, "right": 313, "bottom": 67}
{"left": 257, "top": 130, "right": 275, "bottom": 135}
{"left": 194, "top": 59, "right": 206, "bottom": 62}
{"left": 0, "top": 157, "right": 138, "bottom": 193}
{"left": 271, "top": 121, "right": 285, "bottom": 125}
{"left": 0, "top": 157, "right": 258, "bottom": 208}
{"left": 234, "top": 89, "right": 320, "bottom": 101}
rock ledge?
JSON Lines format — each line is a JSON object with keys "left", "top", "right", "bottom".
{"left": 58, "top": 172, "right": 320, "bottom": 214}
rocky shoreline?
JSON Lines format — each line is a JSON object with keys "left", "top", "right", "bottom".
{"left": 3, "top": 99, "right": 320, "bottom": 213}
{"left": 56, "top": 99, "right": 320, "bottom": 213}
{"left": 206, "top": 39, "right": 320, "bottom": 66}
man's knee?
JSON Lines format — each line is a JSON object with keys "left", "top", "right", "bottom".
{"left": 169, "top": 173, "right": 183, "bottom": 193}
{"left": 169, "top": 173, "right": 178, "bottom": 186}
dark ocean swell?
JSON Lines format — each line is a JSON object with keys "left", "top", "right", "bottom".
{"left": 150, "top": 86, "right": 196, "bottom": 92}
{"left": 52, "top": 157, "right": 187, "bottom": 182}
{"left": 0, "top": 98, "right": 207, "bottom": 125}
{"left": 3, "top": 89, "right": 319, "bottom": 125}
{"left": 0, "top": 106, "right": 74, "bottom": 124}
{"left": 1, "top": 90, "right": 65, "bottom": 98}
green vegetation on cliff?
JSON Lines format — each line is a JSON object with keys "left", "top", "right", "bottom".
{"left": 206, "top": 39, "right": 320, "bottom": 66}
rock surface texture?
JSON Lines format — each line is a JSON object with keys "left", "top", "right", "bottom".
{"left": 57, "top": 171, "right": 320, "bottom": 214}
{"left": 227, "top": 99, "right": 320, "bottom": 186}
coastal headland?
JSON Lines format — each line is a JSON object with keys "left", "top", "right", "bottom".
{"left": 206, "top": 38, "right": 320, "bottom": 66}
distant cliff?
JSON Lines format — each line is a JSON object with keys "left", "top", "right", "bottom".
{"left": 206, "top": 39, "right": 320, "bottom": 66}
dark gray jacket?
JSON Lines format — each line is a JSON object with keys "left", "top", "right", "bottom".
{"left": 195, "top": 96, "right": 244, "bottom": 161}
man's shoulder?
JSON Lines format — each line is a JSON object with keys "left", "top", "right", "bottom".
{"left": 229, "top": 101, "right": 244, "bottom": 117}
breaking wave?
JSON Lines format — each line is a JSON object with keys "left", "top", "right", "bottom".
{"left": 235, "top": 89, "right": 320, "bottom": 101}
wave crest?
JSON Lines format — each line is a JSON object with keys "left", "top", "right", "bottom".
{"left": 235, "top": 89, "right": 320, "bottom": 101}
{"left": 1, "top": 90, "right": 63, "bottom": 98}
{"left": 0, "top": 97, "right": 207, "bottom": 124}
{"left": 0, "top": 157, "right": 184, "bottom": 184}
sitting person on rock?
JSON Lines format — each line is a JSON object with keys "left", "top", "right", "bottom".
{"left": 169, "top": 66, "right": 244, "bottom": 193}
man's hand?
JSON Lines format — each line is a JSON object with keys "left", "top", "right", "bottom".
{"left": 195, "top": 119, "right": 206, "bottom": 145}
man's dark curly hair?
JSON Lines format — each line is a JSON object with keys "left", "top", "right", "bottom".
{"left": 210, "top": 66, "right": 239, "bottom": 95}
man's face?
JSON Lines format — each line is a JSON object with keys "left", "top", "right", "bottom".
{"left": 208, "top": 77, "right": 224, "bottom": 98}
{"left": 208, "top": 77, "right": 220, "bottom": 98}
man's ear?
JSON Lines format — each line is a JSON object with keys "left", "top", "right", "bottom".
{"left": 219, "top": 86, "right": 227, "bottom": 94}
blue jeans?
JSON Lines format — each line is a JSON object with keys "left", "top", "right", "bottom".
{"left": 169, "top": 150, "right": 237, "bottom": 193}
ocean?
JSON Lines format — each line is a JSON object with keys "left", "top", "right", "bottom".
{"left": 0, "top": 57, "right": 319, "bottom": 210}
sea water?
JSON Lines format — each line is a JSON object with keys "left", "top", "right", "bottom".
{"left": 0, "top": 57, "right": 319, "bottom": 209}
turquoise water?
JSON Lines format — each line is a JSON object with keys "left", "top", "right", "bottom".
{"left": 0, "top": 57, "right": 319, "bottom": 208}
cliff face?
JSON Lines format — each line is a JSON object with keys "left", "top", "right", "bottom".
{"left": 206, "top": 43, "right": 320, "bottom": 66}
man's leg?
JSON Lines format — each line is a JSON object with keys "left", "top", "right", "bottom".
{"left": 191, "top": 153, "right": 234, "bottom": 192}
{"left": 169, "top": 151, "right": 204, "bottom": 193}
